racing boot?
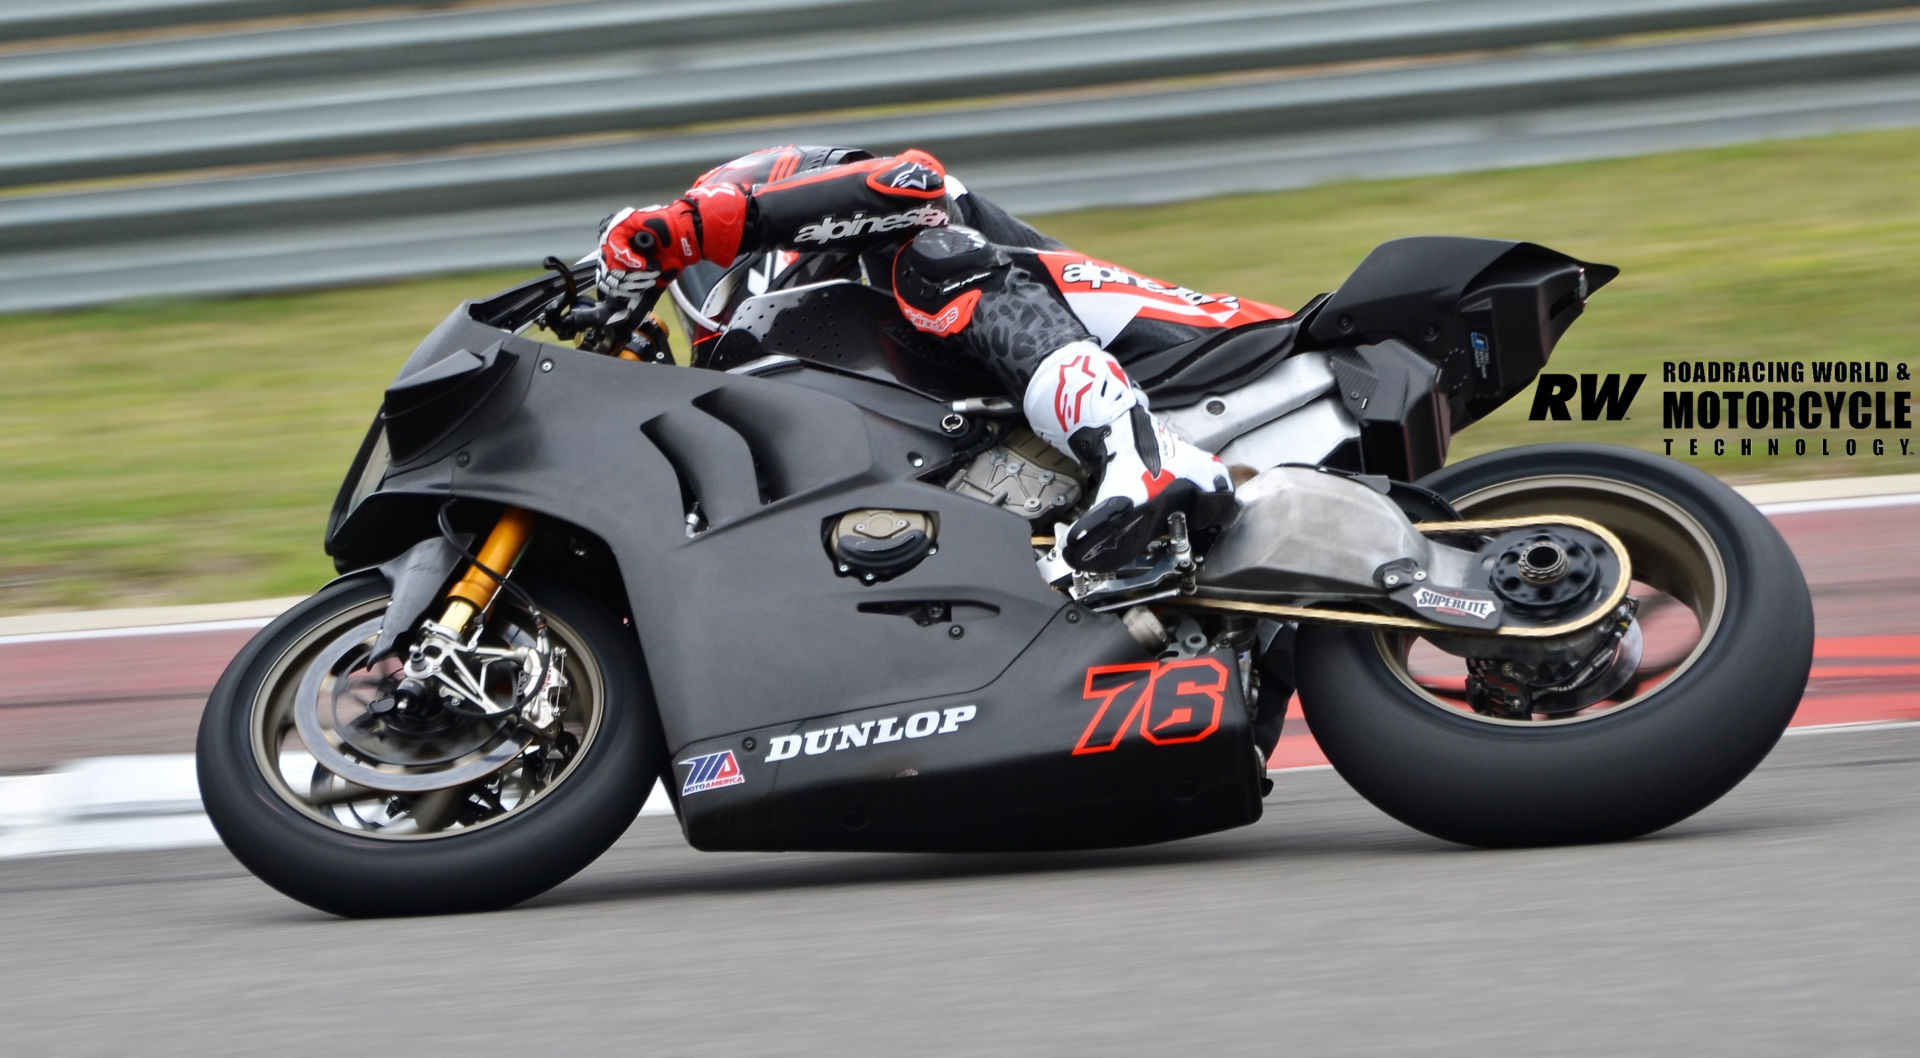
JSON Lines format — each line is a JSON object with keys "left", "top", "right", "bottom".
{"left": 1023, "top": 342, "right": 1236, "bottom": 573}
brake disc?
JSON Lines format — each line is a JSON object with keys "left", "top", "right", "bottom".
{"left": 293, "top": 617, "right": 535, "bottom": 794}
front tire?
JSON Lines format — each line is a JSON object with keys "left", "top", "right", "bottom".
{"left": 1295, "top": 444, "right": 1812, "bottom": 847}
{"left": 197, "top": 573, "right": 660, "bottom": 916}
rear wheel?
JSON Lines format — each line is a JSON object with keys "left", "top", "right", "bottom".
{"left": 197, "top": 573, "right": 660, "bottom": 916}
{"left": 1294, "top": 444, "right": 1812, "bottom": 847}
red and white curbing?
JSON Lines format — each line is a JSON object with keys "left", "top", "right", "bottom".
{"left": 0, "top": 757, "right": 680, "bottom": 859}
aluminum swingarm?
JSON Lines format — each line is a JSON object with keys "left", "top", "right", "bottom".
{"left": 1170, "top": 515, "right": 1631, "bottom": 638}
{"left": 1076, "top": 510, "right": 1632, "bottom": 640}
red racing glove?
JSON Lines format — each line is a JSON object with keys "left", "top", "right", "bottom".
{"left": 595, "top": 185, "right": 749, "bottom": 300}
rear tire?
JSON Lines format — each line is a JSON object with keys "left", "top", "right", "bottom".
{"left": 1295, "top": 444, "right": 1812, "bottom": 847}
{"left": 197, "top": 573, "right": 660, "bottom": 916}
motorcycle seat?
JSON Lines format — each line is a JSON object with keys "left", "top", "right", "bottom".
{"left": 1125, "top": 319, "right": 1300, "bottom": 409}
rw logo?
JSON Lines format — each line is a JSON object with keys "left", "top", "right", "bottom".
{"left": 1528, "top": 373, "right": 1646, "bottom": 421}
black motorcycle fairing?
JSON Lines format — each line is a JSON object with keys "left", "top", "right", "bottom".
{"left": 373, "top": 303, "right": 544, "bottom": 473}
{"left": 326, "top": 307, "right": 1267, "bottom": 850}
{"left": 382, "top": 340, "right": 522, "bottom": 464}
{"left": 1303, "top": 237, "right": 1617, "bottom": 431}
{"left": 327, "top": 307, "right": 1163, "bottom": 764}
{"left": 672, "top": 629, "right": 1264, "bottom": 853}
{"left": 1327, "top": 338, "right": 1449, "bottom": 482}
{"left": 754, "top": 361, "right": 1005, "bottom": 458}
{"left": 706, "top": 281, "right": 1003, "bottom": 401}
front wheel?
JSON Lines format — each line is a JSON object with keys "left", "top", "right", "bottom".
{"left": 1294, "top": 444, "right": 1813, "bottom": 847}
{"left": 197, "top": 573, "right": 661, "bottom": 916}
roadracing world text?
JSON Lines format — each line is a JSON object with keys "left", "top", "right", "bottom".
{"left": 1527, "top": 360, "right": 1915, "bottom": 461}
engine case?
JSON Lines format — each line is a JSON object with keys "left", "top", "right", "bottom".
{"left": 944, "top": 427, "right": 1082, "bottom": 521}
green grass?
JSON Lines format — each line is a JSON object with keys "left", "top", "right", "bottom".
{"left": 4, "top": 127, "right": 1918, "bottom": 613}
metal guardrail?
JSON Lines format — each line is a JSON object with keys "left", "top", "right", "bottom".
{"left": 0, "top": 0, "right": 1107, "bottom": 105}
{"left": 0, "top": 0, "right": 399, "bottom": 44}
{"left": 1, "top": 0, "right": 1918, "bottom": 312}
{"left": 3, "top": 0, "right": 1910, "bottom": 187}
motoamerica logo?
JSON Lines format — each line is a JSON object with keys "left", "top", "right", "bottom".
{"left": 765, "top": 705, "right": 977, "bottom": 762}
{"left": 1529, "top": 373, "right": 1647, "bottom": 421}
{"left": 1410, "top": 587, "right": 1498, "bottom": 620}
{"left": 678, "top": 750, "right": 745, "bottom": 795}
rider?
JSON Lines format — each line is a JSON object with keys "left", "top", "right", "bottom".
{"left": 596, "top": 145, "right": 1291, "bottom": 572}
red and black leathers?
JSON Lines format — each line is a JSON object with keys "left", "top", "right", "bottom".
{"left": 596, "top": 145, "right": 1287, "bottom": 571}
{"left": 597, "top": 144, "right": 1290, "bottom": 392}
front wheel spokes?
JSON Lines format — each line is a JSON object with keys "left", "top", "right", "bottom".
{"left": 301, "top": 777, "right": 382, "bottom": 808}
{"left": 303, "top": 741, "right": 563, "bottom": 833}
{"left": 307, "top": 766, "right": 472, "bottom": 833}
{"left": 404, "top": 786, "right": 466, "bottom": 834}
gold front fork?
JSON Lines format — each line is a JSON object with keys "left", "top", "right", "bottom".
{"left": 434, "top": 506, "right": 539, "bottom": 636}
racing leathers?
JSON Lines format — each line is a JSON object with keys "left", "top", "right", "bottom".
{"left": 597, "top": 145, "right": 1291, "bottom": 572}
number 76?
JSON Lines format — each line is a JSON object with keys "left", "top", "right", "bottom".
{"left": 1071, "top": 657, "right": 1228, "bottom": 755}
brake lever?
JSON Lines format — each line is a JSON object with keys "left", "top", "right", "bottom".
{"left": 544, "top": 256, "right": 581, "bottom": 304}
{"left": 534, "top": 244, "right": 667, "bottom": 352}
{"left": 538, "top": 256, "right": 591, "bottom": 338}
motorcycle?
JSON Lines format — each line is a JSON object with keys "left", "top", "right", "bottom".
{"left": 197, "top": 235, "right": 1814, "bottom": 917}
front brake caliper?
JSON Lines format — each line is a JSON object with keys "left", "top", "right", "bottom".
{"left": 517, "top": 646, "right": 569, "bottom": 731}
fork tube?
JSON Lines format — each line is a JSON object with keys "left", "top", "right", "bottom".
{"left": 436, "top": 506, "right": 539, "bottom": 635}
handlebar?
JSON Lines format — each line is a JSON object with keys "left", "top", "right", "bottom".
{"left": 547, "top": 290, "right": 666, "bottom": 357}
{"left": 531, "top": 253, "right": 670, "bottom": 360}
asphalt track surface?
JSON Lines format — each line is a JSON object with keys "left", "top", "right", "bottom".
{"left": 0, "top": 724, "right": 1910, "bottom": 1055}
{"left": 0, "top": 497, "right": 1916, "bottom": 1054}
